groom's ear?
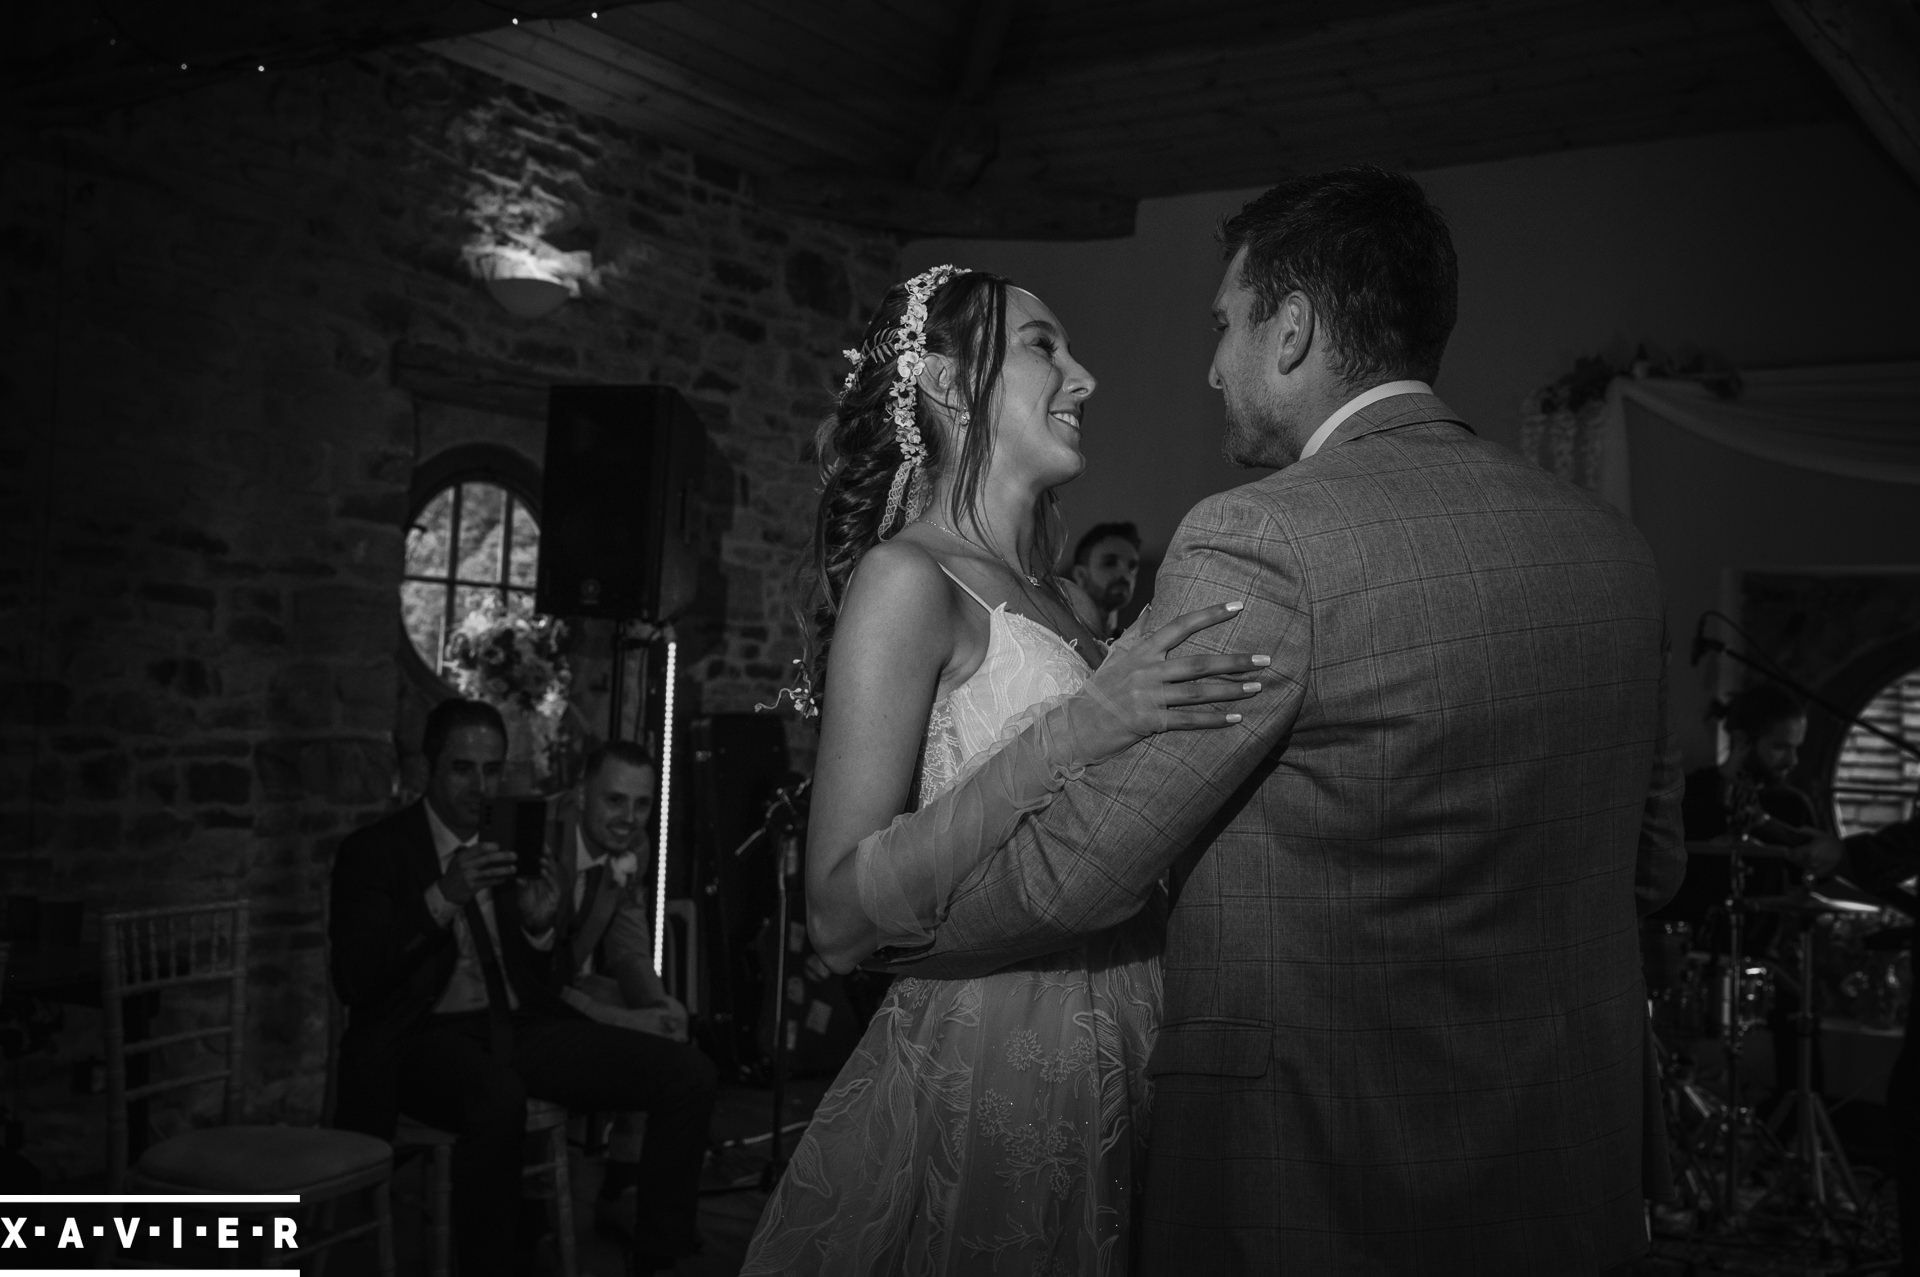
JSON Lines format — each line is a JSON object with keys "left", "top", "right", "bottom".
{"left": 1271, "top": 291, "right": 1315, "bottom": 377}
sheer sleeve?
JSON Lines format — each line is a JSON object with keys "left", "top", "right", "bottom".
{"left": 853, "top": 686, "right": 1112, "bottom": 948}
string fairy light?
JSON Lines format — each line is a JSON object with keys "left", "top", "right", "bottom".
{"left": 84, "top": 0, "right": 599, "bottom": 86}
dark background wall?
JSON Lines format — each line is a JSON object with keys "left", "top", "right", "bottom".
{"left": 1, "top": 47, "right": 896, "bottom": 1177}
{"left": 905, "top": 122, "right": 1920, "bottom": 767}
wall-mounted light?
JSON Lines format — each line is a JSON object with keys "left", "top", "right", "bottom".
{"left": 475, "top": 245, "right": 583, "bottom": 318}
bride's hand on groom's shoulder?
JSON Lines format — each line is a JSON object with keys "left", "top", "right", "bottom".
{"left": 1069, "top": 601, "right": 1269, "bottom": 757}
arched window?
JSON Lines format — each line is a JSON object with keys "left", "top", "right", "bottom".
{"left": 1830, "top": 665, "right": 1920, "bottom": 835}
{"left": 400, "top": 445, "right": 543, "bottom": 685}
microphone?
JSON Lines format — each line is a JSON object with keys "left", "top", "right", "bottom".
{"left": 768, "top": 777, "right": 813, "bottom": 821}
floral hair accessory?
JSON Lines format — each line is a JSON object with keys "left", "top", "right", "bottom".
{"left": 838, "top": 263, "right": 968, "bottom": 538}
{"left": 756, "top": 657, "right": 821, "bottom": 720}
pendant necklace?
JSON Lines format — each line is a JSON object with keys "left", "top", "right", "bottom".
{"left": 924, "top": 518, "right": 1097, "bottom": 653}
{"left": 926, "top": 518, "right": 1044, "bottom": 588}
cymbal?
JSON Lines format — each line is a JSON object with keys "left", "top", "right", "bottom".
{"left": 1744, "top": 887, "right": 1882, "bottom": 917}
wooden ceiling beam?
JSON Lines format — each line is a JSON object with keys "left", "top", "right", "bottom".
{"left": 1768, "top": 0, "right": 1920, "bottom": 188}
{"left": 912, "top": 0, "right": 1017, "bottom": 193}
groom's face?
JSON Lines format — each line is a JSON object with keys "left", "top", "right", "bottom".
{"left": 1209, "top": 249, "right": 1292, "bottom": 467}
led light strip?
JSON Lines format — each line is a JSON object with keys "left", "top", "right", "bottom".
{"left": 651, "top": 636, "right": 677, "bottom": 975}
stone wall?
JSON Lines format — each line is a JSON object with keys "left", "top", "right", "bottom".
{"left": 0, "top": 47, "right": 895, "bottom": 1179}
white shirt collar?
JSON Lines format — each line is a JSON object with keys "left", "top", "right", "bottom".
{"left": 1298, "top": 380, "right": 1432, "bottom": 460}
{"left": 424, "top": 799, "right": 468, "bottom": 867}
{"left": 573, "top": 826, "right": 609, "bottom": 874}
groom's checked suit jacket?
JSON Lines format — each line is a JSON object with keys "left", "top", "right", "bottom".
{"left": 889, "top": 393, "right": 1687, "bottom": 1275}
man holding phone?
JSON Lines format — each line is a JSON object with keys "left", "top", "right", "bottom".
{"left": 329, "top": 698, "right": 716, "bottom": 1277}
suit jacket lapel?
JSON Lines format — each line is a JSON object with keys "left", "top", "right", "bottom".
{"left": 554, "top": 809, "right": 582, "bottom": 939}
{"left": 567, "top": 864, "right": 618, "bottom": 979}
{"left": 403, "top": 803, "right": 443, "bottom": 893}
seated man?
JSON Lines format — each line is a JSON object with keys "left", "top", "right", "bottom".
{"left": 1657, "top": 682, "right": 1826, "bottom": 933}
{"left": 1061, "top": 520, "right": 1142, "bottom": 641}
{"left": 329, "top": 698, "right": 716, "bottom": 1277}
{"left": 540, "top": 740, "right": 690, "bottom": 1228}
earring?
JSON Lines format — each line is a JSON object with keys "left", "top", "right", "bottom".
{"left": 954, "top": 408, "right": 971, "bottom": 431}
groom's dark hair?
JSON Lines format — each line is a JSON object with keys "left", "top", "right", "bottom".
{"left": 1219, "top": 165, "right": 1457, "bottom": 388}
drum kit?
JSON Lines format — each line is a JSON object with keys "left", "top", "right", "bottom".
{"left": 1644, "top": 835, "right": 1910, "bottom": 1263}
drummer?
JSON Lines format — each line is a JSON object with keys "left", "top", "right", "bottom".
{"left": 1650, "top": 684, "right": 1834, "bottom": 1099}
{"left": 1653, "top": 684, "right": 1830, "bottom": 933}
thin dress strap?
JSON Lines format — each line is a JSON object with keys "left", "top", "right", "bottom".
{"left": 935, "top": 562, "right": 996, "bottom": 614}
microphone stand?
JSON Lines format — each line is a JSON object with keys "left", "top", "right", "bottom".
{"left": 1696, "top": 635, "right": 1920, "bottom": 766}
{"left": 706, "top": 782, "right": 813, "bottom": 1195}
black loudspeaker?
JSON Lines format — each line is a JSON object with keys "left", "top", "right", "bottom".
{"left": 536, "top": 385, "right": 705, "bottom": 620}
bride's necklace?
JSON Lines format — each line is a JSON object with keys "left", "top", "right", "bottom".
{"left": 925, "top": 518, "right": 1044, "bottom": 588}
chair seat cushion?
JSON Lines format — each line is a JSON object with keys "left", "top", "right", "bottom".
{"left": 134, "top": 1126, "right": 391, "bottom": 1194}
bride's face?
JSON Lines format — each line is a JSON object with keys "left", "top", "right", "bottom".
{"left": 985, "top": 288, "right": 1095, "bottom": 490}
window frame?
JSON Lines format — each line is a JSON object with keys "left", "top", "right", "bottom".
{"left": 398, "top": 443, "right": 545, "bottom": 694}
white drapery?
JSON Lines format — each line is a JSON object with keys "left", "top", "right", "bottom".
{"left": 1593, "top": 361, "right": 1920, "bottom": 514}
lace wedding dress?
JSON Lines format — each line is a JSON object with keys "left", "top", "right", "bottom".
{"left": 741, "top": 585, "right": 1163, "bottom": 1276}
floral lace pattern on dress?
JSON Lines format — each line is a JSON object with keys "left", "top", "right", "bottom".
{"left": 742, "top": 603, "right": 1163, "bottom": 1276}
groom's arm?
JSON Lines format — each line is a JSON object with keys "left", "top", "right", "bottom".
{"left": 871, "top": 490, "right": 1312, "bottom": 979}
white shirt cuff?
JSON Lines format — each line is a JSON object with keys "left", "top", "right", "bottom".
{"left": 424, "top": 882, "right": 457, "bottom": 927}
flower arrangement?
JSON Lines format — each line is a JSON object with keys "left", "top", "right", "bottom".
{"left": 443, "top": 599, "right": 571, "bottom": 715}
{"left": 442, "top": 599, "right": 573, "bottom": 782}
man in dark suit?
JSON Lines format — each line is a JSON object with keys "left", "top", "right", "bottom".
{"left": 329, "top": 698, "right": 716, "bottom": 1276}
{"left": 864, "top": 167, "right": 1685, "bottom": 1272}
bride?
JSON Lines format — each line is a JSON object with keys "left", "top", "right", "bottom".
{"left": 741, "top": 264, "right": 1266, "bottom": 1274}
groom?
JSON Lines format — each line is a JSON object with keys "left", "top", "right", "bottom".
{"left": 877, "top": 167, "right": 1686, "bottom": 1273}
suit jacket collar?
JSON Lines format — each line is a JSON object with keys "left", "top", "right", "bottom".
{"left": 555, "top": 805, "right": 585, "bottom": 933}
{"left": 552, "top": 806, "right": 622, "bottom": 976}
{"left": 1316, "top": 389, "right": 1470, "bottom": 455}
{"left": 399, "top": 801, "right": 442, "bottom": 892}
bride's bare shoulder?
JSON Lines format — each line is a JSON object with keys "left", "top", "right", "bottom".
{"left": 837, "top": 538, "right": 962, "bottom": 641}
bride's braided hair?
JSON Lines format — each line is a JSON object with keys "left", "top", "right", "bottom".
{"left": 790, "top": 267, "right": 1060, "bottom": 713}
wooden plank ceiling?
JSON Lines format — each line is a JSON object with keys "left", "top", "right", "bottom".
{"left": 10, "top": 0, "right": 1902, "bottom": 239}
{"left": 424, "top": 0, "right": 1857, "bottom": 237}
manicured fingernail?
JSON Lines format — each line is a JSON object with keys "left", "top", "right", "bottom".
{"left": 1250, "top": 654, "right": 1271, "bottom": 666}
{"left": 1242, "top": 682, "right": 1261, "bottom": 693}
{"left": 1226, "top": 602, "right": 1245, "bottom": 612}
{"left": 1225, "top": 713, "right": 1243, "bottom": 723}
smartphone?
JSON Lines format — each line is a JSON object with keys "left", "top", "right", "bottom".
{"left": 485, "top": 797, "right": 551, "bottom": 878}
